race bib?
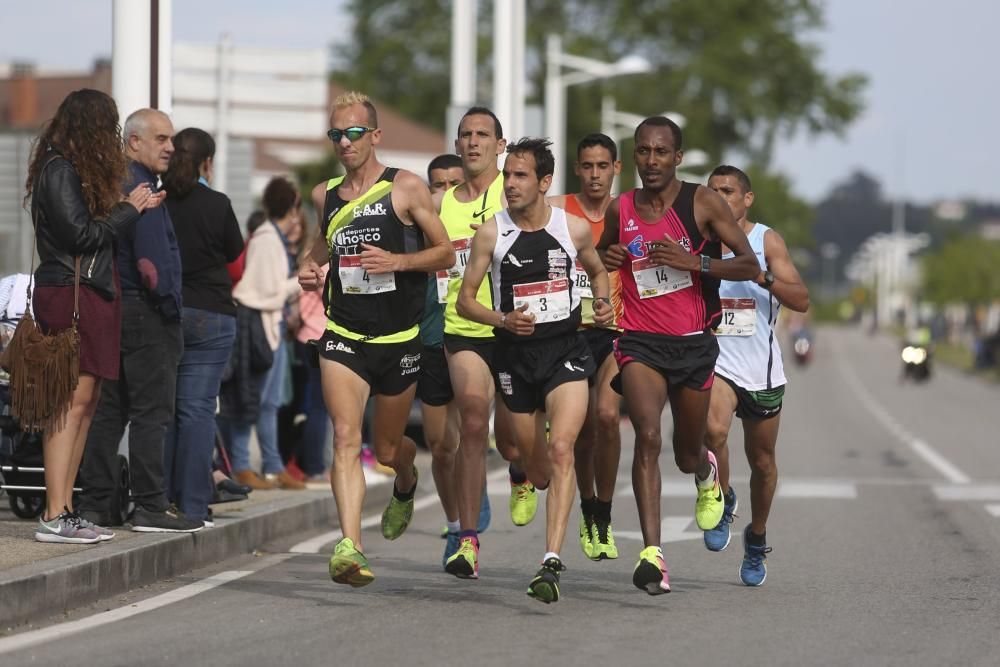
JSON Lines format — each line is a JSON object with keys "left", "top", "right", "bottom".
{"left": 573, "top": 260, "right": 593, "bottom": 299}
{"left": 448, "top": 238, "right": 472, "bottom": 280}
{"left": 512, "top": 277, "right": 571, "bottom": 324}
{"left": 716, "top": 298, "right": 756, "bottom": 336}
{"left": 436, "top": 270, "right": 450, "bottom": 303}
{"left": 632, "top": 257, "right": 693, "bottom": 299}
{"left": 339, "top": 255, "right": 396, "bottom": 295}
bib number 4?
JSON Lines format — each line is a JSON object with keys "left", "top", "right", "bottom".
{"left": 339, "top": 255, "right": 396, "bottom": 295}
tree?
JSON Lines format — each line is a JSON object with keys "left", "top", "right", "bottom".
{"left": 743, "top": 165, "right": 814, "bottom": 250}
{"left": 922, "top": 236, "right": 1000, "bottom": 305}
{"left": 335, "top": 0, "right": 866, "bottom": 175}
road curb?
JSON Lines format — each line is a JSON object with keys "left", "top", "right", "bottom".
{"left": 0, "top": 485, "right": 389, "bottom": 630}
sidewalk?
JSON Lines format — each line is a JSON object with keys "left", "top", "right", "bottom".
{"left": 0, "top": 466, "right": 397, "bottom": 631}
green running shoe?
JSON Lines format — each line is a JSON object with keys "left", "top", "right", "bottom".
{"left": 509, "top": 480, "right": 538, "bottom": 526}
{"left": 579, "top": 513, "right": 595, "bottom": 559}
{"left": 381, "top": 466, "right": 418, "bottom": 540}
{"left": 590, "top": 515, "right": 618, "bottom": 560}
{"left": 444, "top": 536, "right": 479, "bottom": 579}
{"left": 329, "top": 537, "right": 374, "bottom": 587}
{"left": 527, "top": 557, "right": 566, "bottom": 604}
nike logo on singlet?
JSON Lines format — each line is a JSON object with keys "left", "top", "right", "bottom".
{"left": 473, "top": 208, "right": 491, "bottom": 219}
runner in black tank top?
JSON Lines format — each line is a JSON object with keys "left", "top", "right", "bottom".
{"left": 455, "top": 138, "right": 614, "bottom": 603}
{"left": 321, "top": 167, "right": 425, "bottom": 339}
{"left": 298, "top": 92, "right": 454, "bottom": 590}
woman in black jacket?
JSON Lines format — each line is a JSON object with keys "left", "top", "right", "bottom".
{"left": 27, "top": 89, "right": 163, "bottom": 544}
{"left": 162, "top": 128, "right": 244, "bottom": 524}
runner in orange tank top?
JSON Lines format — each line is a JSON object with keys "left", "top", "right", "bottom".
{"left": 547, "top": 133, "right": 624, "bottom": 562}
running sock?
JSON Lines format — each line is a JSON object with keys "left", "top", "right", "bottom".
{"left": 695, "top": 460, "right": 718, "bottom": 490}
{"left": 393, "top": 472, "right": 418, "bottom": 501}
{"left": 543, "top": 551, "right": 560, "bottom": 563}
{"left": 747, "top": 529, "right": 766, "bottom": 547}
{"left": 509, "top": 464, "right": 527, "bottom": 484}
{"left": 593, "top": 498, "right": 612, "bottom": 521}
{"left": 446, "top": 520, "right": 461, "bottom": 533}
{"left": 580, "top": 495, "right": 597, "bottom": 516}
{"left": 460, "top": 529, "right": 479, "bottom": 544}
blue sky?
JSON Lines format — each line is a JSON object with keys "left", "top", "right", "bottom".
{"left": 2, "top": 0, "right": 996, "bottom": 204}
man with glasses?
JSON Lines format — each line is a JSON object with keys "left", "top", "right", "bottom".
{"left": 299, "top": 91, "right": 455, "bottom": 588}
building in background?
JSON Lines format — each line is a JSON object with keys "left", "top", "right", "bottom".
{"left": 0, "top": 48, "right": 445, "bottom": 275}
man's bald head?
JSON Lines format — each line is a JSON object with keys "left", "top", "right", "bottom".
{"left": 124, "top": 109, "right": 174, "bottom": 175}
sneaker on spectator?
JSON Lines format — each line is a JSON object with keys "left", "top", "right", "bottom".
{"left": 131, "top": 505, "right": 204, "bottom": 533}
{"left": 75, "top": 512, "right": 115, "bottom": 541}
{"left": 35, "top": 509, "right": 101, "bottom": 544}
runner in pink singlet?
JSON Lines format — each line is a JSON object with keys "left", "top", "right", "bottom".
{"left": 596, "top": 116, "right": 759, "bottom": 595}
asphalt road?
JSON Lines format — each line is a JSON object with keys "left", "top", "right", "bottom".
{"left": 2, "top": 325, "right": 999, "bottom": 666}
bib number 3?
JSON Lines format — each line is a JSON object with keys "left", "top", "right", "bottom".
{"left": 512, "top": 278, "right": 571, "bottom": 324}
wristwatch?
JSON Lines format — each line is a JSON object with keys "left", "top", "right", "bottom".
{"left": 699, "top": 254, "right": 711, "bottom": 273}
{"left": 762, "top": 270, "right": 775, "bottom": 289}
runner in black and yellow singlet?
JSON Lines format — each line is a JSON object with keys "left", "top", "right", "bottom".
{"left": 440, "top": 107, "right": 537, "bottom": 582}
{"left": 299, "top": 91, "right": 454, "bottom": 590}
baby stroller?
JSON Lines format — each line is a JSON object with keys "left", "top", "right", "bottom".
{"left": 0, "top": 283, "right": 131, "bottom": 522}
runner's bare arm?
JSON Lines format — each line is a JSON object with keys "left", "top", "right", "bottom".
{"left": 299, "top": 182, "right": 331, "bottom": 291}
{"left": 362, "top": 171, "right": 455, "bottom": 274}
{"left": 596, "top": 197, "right": 626, "bottom": 271}
{"left": 762, "top": 229, "right": 809, "bottom": 312}
{"left": 692, "top": 185, "right": 759, "bottom": 281}
{"left": 456, "top": 218, "right": 501, "bottom": 327}
{"left": 570, "top": 214, "right": 613, "bottom": 327}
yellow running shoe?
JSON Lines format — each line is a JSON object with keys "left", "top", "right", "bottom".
{"left": 329, "top": 537, "right": 374, "bottom": 588}
{"left": 381, "top": 467, "right": 418, "bottom": 540}
{"left": 444, "top": 536, "right": 479, "bottom": 579}
{"left": 590, "top": 515, "right": 618, "bottom": 560}
{"left": 632, "top": 546, "right": 669, "bottom": 595}
{"left": 509, "top": 480, "right": 538, "bottom": 526}
{"left": 579, "top": 513, "right": 594, "bottom": 558}
{"left": 695, "top": 451, "right": 724, "bottom": 530}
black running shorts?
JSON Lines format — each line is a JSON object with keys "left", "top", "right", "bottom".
{"left": 317, "top": 330, "right": 422, "bottom": 396}
{"left": 417, "top": 345, "right": 453, "bottom": 407}
{"left": 612, "top": 330, "right": 719, "bottom": 393}
{"left": 443, "top": 333, "right": 495, "bottom": 368}
{"left": 581, "top": 327, "right": 620, "bottom": 386}
{"left": 493, "top": 333, "right": 595, "bottom": 413}
{"left": 717, "top": 373, "right": 784, "bottom": 420}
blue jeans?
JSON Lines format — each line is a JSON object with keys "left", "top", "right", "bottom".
{"left": 221, "top": 337, "right": 288, "bottom": 475}
{"left": 164, "top": 308, "right": 236, "bottom": 520}
{"left": 298, "top": 345, "right": 331, "bottom": 477}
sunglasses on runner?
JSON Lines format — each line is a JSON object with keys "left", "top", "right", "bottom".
{"left": 327, "top": 126, "right": 377, "bottom": 143}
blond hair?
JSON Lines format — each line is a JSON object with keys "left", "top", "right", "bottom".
{"left": 331, "top": 91, "right": 378, "bottom": 127}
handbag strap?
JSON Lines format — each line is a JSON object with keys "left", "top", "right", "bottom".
{"left": 27, "top": 153, "right": 81, "bottom": 323}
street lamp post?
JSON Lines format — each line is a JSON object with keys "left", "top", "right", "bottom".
{"left": 544, "top": 34, "right": 651, "bottom": 194}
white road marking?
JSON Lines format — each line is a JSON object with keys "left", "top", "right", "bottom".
{"left": 932, "top": 484, "right": 1000, "bottom": 501}
{"left": 616, "top": 517, "right": 702, "bottom": 544}
{"left": 616, "top": 477, "right": 859, "bottom": 499}
{"left": 777, "top": 481, "right": 857, "bottom": 499}
{"left": 985, "top": 504, "right": 1000, "bottom": 518}
{"left": 836, "top": 355, "right": 970, "bottom": 484}
{"left": 0, "top": 554, "right": 291, "bottom": 656}
{"left": 290, "top": 467, "right": 511, "bottom": 554}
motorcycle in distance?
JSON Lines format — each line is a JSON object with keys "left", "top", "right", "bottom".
{"left": 791, "top": 327, "right": 813, "bottom": 366}
{"left": 900, "top": 327, "right": 932, "bottom": 383}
